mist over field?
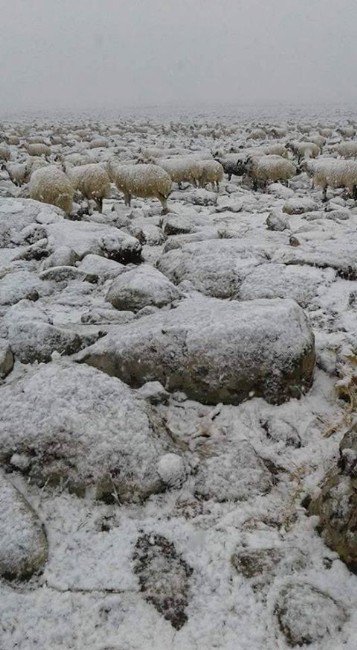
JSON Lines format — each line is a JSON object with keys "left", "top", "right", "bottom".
{"left": 1, "top": 0, "right": 357, "bottom": 114}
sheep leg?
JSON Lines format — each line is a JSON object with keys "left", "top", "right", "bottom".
{"left": 228, "top": 173, "right": 232, "bottom": 181}
{"left": 252, "top": 179, "right": 258, "bottom": 191}
{"left": 216, "top": 181, "right": 220, "bottom": 192}
{"left": 353, "top": 184, "right": 357, "bottom": 200}
{"left": 322, "top": 185, "right": 328, "bottom": 202}
{"left": 96, "top": 197, "right": 103, "bottom": 213}
{"left": 158, "top": 193, "right": 168, "bottom": 215}
{"left": 178, "top": 181, "right": 182, "bottom": 190}
{"left": 124, "top": 191, "right": 131, "bottom": 206}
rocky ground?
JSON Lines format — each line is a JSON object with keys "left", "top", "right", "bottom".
{"left": 0, "top": 114, "right": 356, "bottom": 649}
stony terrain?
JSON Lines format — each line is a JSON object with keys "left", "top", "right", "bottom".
{"left": 0, "top": 111, "right": 356, "bottom": 649}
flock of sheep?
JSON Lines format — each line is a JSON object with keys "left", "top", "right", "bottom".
{"left": 1, "top": 116, "right": 357, "bottom": 217}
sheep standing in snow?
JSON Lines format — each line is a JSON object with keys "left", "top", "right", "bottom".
{"left": 303, "top": 159, "right": 357, "bottom": 201}
{"left": 108, "top": 161, "right": 172, "bottom": 213}
{"left": 25, "top": 156, "right": 49, "bottom": 179}
{"left": 0, "top": 143, "right": 11, "bottom": 162}
{"left": 65, "top": 163, "right": 111, "bottom": 212}
{"left": 213, "top": 153, "right": 242, "bottom": 181}
{"left": 286, "top": 141, "right": 320, "bottom": 163}
{"left": 335, "top": 141, "right": 357, "bottom": 158}
{"left": 29, "top": 165, "right": 74, "bottom": 214}
{"left": 156, "top": 156, "right": 202, "bottom": 188}
{"left": 237, "top": 154, "right": 296, "bottom": 190}
{"left": 198, "top": 159, "right": 224, "bottom": 190}
{"left": 1, "top": 161, "right": 28, "bottom": 186}
{"left": 26, "top": 143, "right": 51, "bottom": 158}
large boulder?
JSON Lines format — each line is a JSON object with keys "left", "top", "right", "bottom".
{"left": 106, "top": 265, "right": 181, "bottom": 312}
{"left": 0, "top": 361, "right": 177, "bottom": 502}
{"left": 0, "top": 198, "right": 63, "bottom": 247}
{"left": 274, "top": 233, "right": 357, "bottom": 279}
{"left": 0, "top": 271, "right": 50, "bottom": 306}
{"left": 77, "top": 297, "right": 315, "bottom": 405}
{"left": 238, "top": 263, "right": 335, "bottom": 307}
{"left": 0, "top": 471, "right": 48, "bottom": 580}
{"left": 46, "top": 220, "right": 142, "bottom": 264}
{"left": 4, "top": 301, "right": 85, "bottom": 363}
{"left": 157, "top": 240, "right": 267, "bottom": 298}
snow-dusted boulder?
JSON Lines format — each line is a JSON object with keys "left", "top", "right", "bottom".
{"left": 266, "top": 211, "right": 289, "bottom": 231}
{"left": 0, "top": 361, "right": 178, "bottom": 502}
{"left": 46, "top": 220, "right": 142, "bottom": 263}
{"left": 274, "top": 582, "right": 347, "bottom": 646}
{"left": 274, "top": 234, "right": 357, "bottom": 279}
{"left": 77, "top": 297, "right": 315, "bottom": 405}
{"left": 0, "top": 198, "right": 63, "bottom": 247}
{"left": 283, "top": 197, "right": 319, "bottom": 215}
{"left": 0, "top": 271, "right": 51, "bottom": 306}
{"left": 77, "top": 254, "right": 126, "bottom": 282}
{"left": 41, "top": 246, "right": 79, "bottom": 269}
{"left": 39, "top": 266, "right": 98, "bottom": 283}
{"left": 157, "top": 240, "right": 267, "bottom": 298}
{"left": 106, "top": 264, "right": 181, "bottom": 312}
{"left": 239, "top": 263, "right": 335, "bottom": 307}
{"left": 4, "top": 301, "right": 85, "bottom": 363}
{"left": 161, "top": 211, "right": 208, "bottom": 236}
{"left": 0, "top": 471, "right": 48, "bottom": 579}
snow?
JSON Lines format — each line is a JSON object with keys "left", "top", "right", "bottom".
{"left": 0, "top": 109, "right": 356, "bottom": 649}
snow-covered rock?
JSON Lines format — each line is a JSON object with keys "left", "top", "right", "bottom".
{"left": 283, "top": 197, "right": 319, "bottom": 215}
{"left": 274, "top": 582, "right": 347, "bottom": 646}
{"left": 106, "top": 264, "right": 181, "bottom": 312}
{"left": 0, "top": 361, "right": 179, "bottom": 501}
{"left": 46, "top": 220, "right": 142, "bottom": 263}
{"left": 0, "top": 471, "right": 48, "bottom": 579}
{"left": 77, "top": 296, "right": 315, "bottom": 405}
{"left": 239, "top": 263, "right": 335, "bottom": 307}
{"left": 157, "top": 239, "right": 267, "bottom": 298}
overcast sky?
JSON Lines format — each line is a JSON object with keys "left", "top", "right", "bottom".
{"left": 0, "top": 0, "right": 356, "bottom": 114}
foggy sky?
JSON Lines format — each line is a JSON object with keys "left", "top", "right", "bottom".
{"left": 1, "top": 0, "right": 356, "bottom": 115}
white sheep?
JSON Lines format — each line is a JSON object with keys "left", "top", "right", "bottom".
{"left": 247, "top": 144, "right": 289, "bottom": 158}
{"left": 0, "top": 143, "right": 11, "bottom": 161}
{"left": 88, "top": 138, "right": 108, "bottom": 149}
{"left": 26, "top": 143, "right": 51, "bottom": 157}
{"left": 108, "top": 161, "right": 172, "bottom": 213}
{"left": 2, "top": 161, "right": 28, "bottom": 186}
{"left": 5, "top": 135, "right": 20, "bottom": 145}
{"left": 29, "top": 165, "right": 74, "bottom": 214}
{"left": 26, "top": 156, "right": 49, "bottom": 177}
{"left": 239, "top": 154, "right": 296, "bottom": 190}
{"left": 337, "top": 126, "right": 355, "bottom": 138}
{"left": 156, "top": 156, "right": 202, "bottom": 188}
{"left": 198, "top": 159, "right": 224, "bottom": 190}
{"left": 286, "top": 141, "right": 320, "bottom": 162}
{"left": 335, "top": 141, "right": 357, "bottom": 158}
{"left": 66, "top": 163, "right": 111, "bottom": 212}
{"left": 305, "top": 159, "right": 357, "bottom": 201}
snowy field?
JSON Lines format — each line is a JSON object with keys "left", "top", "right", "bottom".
{"left": 0, "top": 108, "right": 356, "bottom": 649}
